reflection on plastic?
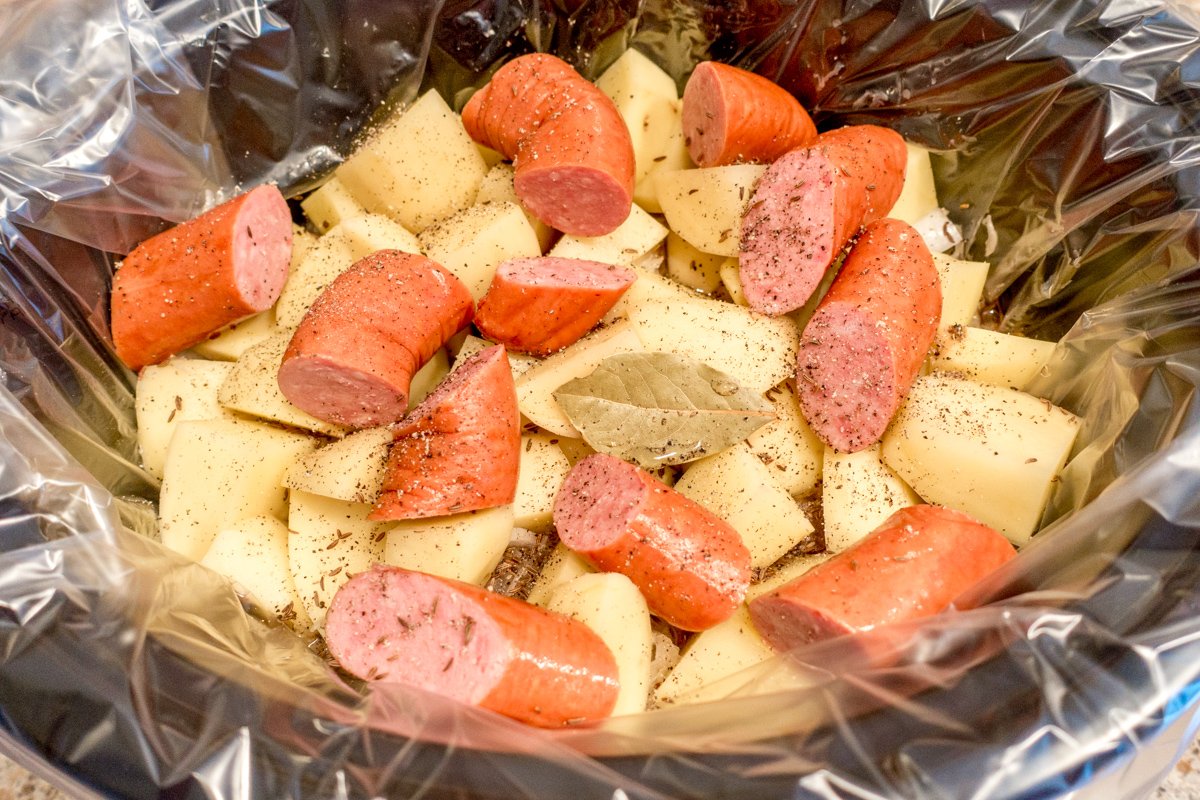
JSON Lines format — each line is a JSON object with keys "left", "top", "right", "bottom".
{"left": 1, "top": 0, "right": 1200, "bottom": 798}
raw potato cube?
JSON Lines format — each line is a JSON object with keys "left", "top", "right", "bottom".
{"left": 288, "top": 490, "right": 390, "bottom": 631}
{"left": 526, "top": 543, "right": 595, "bottom": 607}
{"left": 514, "top": 434, "right": 573, "bottom": 531}
{"left": 633, "top": 120, "right": 690, "bottom": 214}
{"left": 665, "top": 231, "right": 724, "bottom": 293}
{"left": 675, "top": 443, "right": 814, "bottom": 569}
{"left": 546, "top": 573, "right": 654, "bottom": 716}
{"left": 159, "top": 418, "right": 318, "bottom": 562}
{"left": 881, "top": 374, "right": 1080, "bottom": 545}
{"left": 418, "top": 201, "right": 541, "bottom": 301}
{"left": 744, "top": 382, "right": 823, "bottom": 497}
{"left": 595, "top": 48, "right": 687, "bottom": 217}
{"left": 275, "top": 214, "right": 422, "bottom": 329}
{"left": 932, "top": 252, "right": 989, "bottom": 331}
{"left": 656, "top": 165, "right": 766, "bottom": 256}
{"left": 201, "top": 515, "right": 315, "bottom": 635}
{"left": 822, "top": 444, "right": 921, "bottom": 553}
{"left": 886, "top": 143, "right": 939, "bottom": 226}
{"left": 928, "top": 326, "right": 1056, "bottom": 390}
{"left": 616, "top": 272, "right": 800, "bottom": 395}
{"left": 548, "top": 203, "right": 669, "bottom": 267}
{"left": 301, "top": 176, "right": 366, "bottom": 234}
{"left": 476, "top": 163, "right": 554, "bottom": 251}
{"left": 383, "top": 505, "right": 514, "bottom": 586}
{"left": 652, "top": 605, "right": 774, "bottom": 707}
{"left": 190, "top": 310, "right": 277, "bottom": 362}
{"left": 135, "top": 358, "right": 235, "bottom": 480}
{"left": 719, "top": 258, "right": 748, "bottom": 306}
{"left": 335, "top": 89, "right": 488, "bottom": 232}
{"left": 284, "top": 427, "right": 393, "bottom": 504}
{"left": 218, "top": 332, "right": 348, "bottom": 437}
{"left": 515, "top": 318, "right": 644, "bottom": 437}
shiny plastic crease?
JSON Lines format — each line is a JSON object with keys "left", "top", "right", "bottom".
{"left": 1, "top": 0, "right": 1200, "bottom": 798}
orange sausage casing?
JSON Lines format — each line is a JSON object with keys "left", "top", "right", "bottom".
{"left": 473, "top": 257, "right": 636, "bottom": 355}
{"left": 111, "top": 184, "right": 292, "bottom": 370}
{"left": 749, "top": 505, "right": 1016, "bottom": 653}
{"left": 796, "top": 217, "right": 941, "bottom": 453}
{"left": 462, "top": 53, "right": 635, "bottom": 237}
{"left": 371, "top": 344, "right": 520, "bottom": 520}
{"left": 324, "top": 565, "right": 620, "bottom": 727}
{"left": 681, "top": 61, "right": 817, "bottom": 167}
{"left": 739, "top": 124, "right": 908, "bottom": 316}
{"left": 277, "top": 250, "right": 473, "bottom": 429}
{"left": 553, "top": 453, "right": 751, "bottom": 631}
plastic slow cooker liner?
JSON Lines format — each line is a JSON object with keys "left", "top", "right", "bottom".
{"left": 1, "top": 0, "right": 1199, "bottom": 796}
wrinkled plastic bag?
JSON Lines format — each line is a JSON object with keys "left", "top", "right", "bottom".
{"left": 1, "top": 0, "right": 1200, "bottom": 797}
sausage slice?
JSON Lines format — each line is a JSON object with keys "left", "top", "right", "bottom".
{"left": 553, "top": 453, "right": 751, "bottom": 631}
{"left": 739, "top": 124, "right": 908, "bottom": 316}
{"left": 277, "top": 250, "right": 473, "bottom": 429}
{"left": 748, "top": 505, "right": 1016, "bottom": 652}
{"left": 111, "top": 184, "right": 292, "bottom": 370}
{"left": 371, "top": 344, "right": 520, "bottom": 520}
{"left": 325, "top": 565, "right": 620, "bottom": 727}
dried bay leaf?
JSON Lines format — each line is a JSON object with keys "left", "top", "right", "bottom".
{"left": 553, "top": 352, "right": 775, "bottom": 468}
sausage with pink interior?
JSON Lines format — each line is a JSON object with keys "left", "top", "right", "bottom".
{"left": 277, "top": 250, "right": 474, "bottom": 429}
{"left": 462, "top": 53, "right": 635, "bottom": 237}
{"left": 681, "top": 61, "right": 818, "bottom": 167}
{"left": 473, "top": 257, "right": 636, "bottom": 355}
{"left": 553, "top": 453, "right": 751, "bottom": 631}
{"left": 739, "top": 124, "right": 908, "bottom": 316}
{"left": 111, "top": 184, "right": 292, "bottom": 370}
{"left": 371, "top": 344, "right": 520, "bottom": 520}
{"left": 796, "top": 216, "right": 941, "bottom": 453}
{"left": 325, "top": 565, "right": 620, "bottom": 727}
{"left": 748, "top": 505, "right": 1016, "bottom": 653}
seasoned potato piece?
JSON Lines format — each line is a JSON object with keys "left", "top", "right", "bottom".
{"left": 652, "top": 605, "right": 773, "bottom": 707}
{"left": 301, "top": 176, "right": 366, "bottom": 234}
{"left": 136, "top": 358, "right": 234, "bottom": 480}
{"left": 548, "top": 203, "right": 669, "bottom": 268}
{"left": 382, "top": 505, "right": 514, "bottom": 586}
{"left": 284, "top": 427, "right": 392, "bottom": 504}
{"left": 656, "top": 165, "right": 765, "bottom": 256}
{"left": 744, "top": 382, "right": 823, "bottom": 497}
{"left": 475, "top": 163, "right": 554, "bottom": 251}
{"left": 929, "top": 326, "right": 1056, "bottom": 390}
{"left": 665, "top": 231, "right": 724, "bottom": 293}
{"left": 932, "top": 252, "right": 990, "bottom": 331}
{"left": 525, "top": 543, "right": 595, "bottom": 607}
{"left": 886, "top": 143, "right": 939, "bottom": 226}
{"left": 418, "top": 201, "right": 541, "bottom": 300}
{"left": 514, "top": 434, "right": 573, "bottom": 531}
{"left": 822, "top": 444, "right": 921, "bottom": 553}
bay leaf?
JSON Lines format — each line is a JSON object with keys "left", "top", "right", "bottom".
{"left": 553, "top": 352, "right": 775, "bottom": 469}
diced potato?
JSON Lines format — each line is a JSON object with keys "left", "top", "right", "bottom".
{"left": 616, "top": 272, "right": 799, "bottom": 395}
{"left": 665, "top": 231, "right": 724, "bottom": 293}
{"left": 301, "top": 176, "right": 367, "bottom": 234}
{"left": 200, "top": 515, "right": 315, "bottom": 635}
{"left": 288, "top": 490, "right": 390, "bottom": 631}
{"left": 548, "top": 204, "right": 669, "bottom": 267}
{"left": 594, "top": 47, "right": 678, "bottom": 103}
{"left": 408, "top": 348, "right": 451, "bottom": 409}
{"left": 633, "top": 120, "right": 691, "bottom": 214}
{"left": 135, "top": 358, "right": 235, "bottom": 480}
{"left": 275, "top": 214, "right": 424, "bottom": 329}
{"left": 822, "top": 444, "right": 921, "bottom": 553}
{"left": 159, "top": 418, "right": 318, "bottom": 562}
{"left": 190, "top": 310, "right": 277, "bottom": 362}
{"left": 675, "top": 443, "right": 814, "bottom": 569}
{"left": 514, "top": 434, "right": 572, "bottom": 531}
{"left": 881, "top": 374, "right": 1080, "bottom": 545}
{"left": 217, "top": 332, "right": 348, "bottom": 437}
{"left": 652, "top": 605, "right": 774, "bottom": 707}
{"left": 932, "top": 252, "right": 989, "bottom": 331}
{"left": 546, "top": 573, "right": 653, "bottom": 716}
{"left": 928, "top": 326, "right": 1056, "bottom": 390}
{"left": 525, "top": 543, "right": 595, "bottom": 607}
{"left": 335, "top": 89, "right": 488, "bottom": 232}
{"left": 744, "top": 382, "right": 823, "bottom": 497}
{"left": 719, "top": 257, "right": 748, "bottom": 306}
{"left": 745, "top": 552, "right": 833, "bottom": 601}
{"left": 515, "top": 319, "right": 644, "bottom": 436}
{"left": 284, "top": 427, "right": 393, "bottom": 504}
{"left": 476, "top": 163, "right": 554, "bottom": 251}
{"left": 382, "top": 505, "right": 514, "bottom": 586}
{"left": 656, "top": 165, "right": 766, "bottom": 256}
{"left": 418, "top": 201, "right": 541, "bottom": 301}
{"left": 886, "top": 143, "right": 939, "bottom": 227}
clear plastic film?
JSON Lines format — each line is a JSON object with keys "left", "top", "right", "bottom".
{"left": 0, "top": 0, "right": 1199, "bottom": 797}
